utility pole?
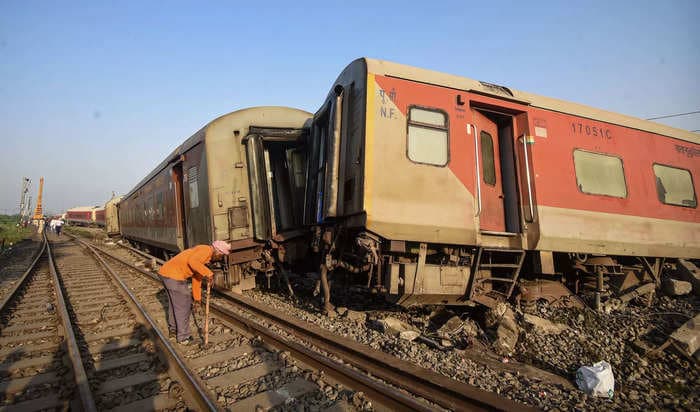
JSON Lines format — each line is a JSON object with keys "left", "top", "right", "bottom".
{"left": 18, "top": 177, "right": 31, "bottom": 223}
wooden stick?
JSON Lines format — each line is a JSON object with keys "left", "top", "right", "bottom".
{"left": 204, "top": 277, "right": 212, "bottom": 345}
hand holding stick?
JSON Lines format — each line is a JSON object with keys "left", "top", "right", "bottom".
{"left": 204, "top": 276, "right": 212, "bottom": 345}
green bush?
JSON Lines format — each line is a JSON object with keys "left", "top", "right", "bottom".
{"left": 0, "top": 215, "right": 33, "bottom": 249}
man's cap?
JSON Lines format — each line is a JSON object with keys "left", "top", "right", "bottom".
{"left": 212, "top": 240, "right": 232, "bottom": 255}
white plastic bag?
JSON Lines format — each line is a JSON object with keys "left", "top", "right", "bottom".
{"left": 575, "top": 361, "right": 615, "bottom": 398}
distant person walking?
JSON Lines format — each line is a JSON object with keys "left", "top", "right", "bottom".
{"left": 158, "top": 241, "right": 231, "bottom": 344}
{"left": 54, "top": 219, "right": 63, "bottom": 236}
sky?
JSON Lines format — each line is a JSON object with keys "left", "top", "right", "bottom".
{"left": 1, "top": 0, "right": 698, "bottom": 215}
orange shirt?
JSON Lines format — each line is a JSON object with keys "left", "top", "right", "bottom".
{"left": 159, "top": 245, "right": 214, "bottom": 301}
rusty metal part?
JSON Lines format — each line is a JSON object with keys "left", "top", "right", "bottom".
{"left": 595, "top": 266, "right": 605, "bottom": 311}
{"left": 46, "top": 235, "right": 98, "bottom": 412}
{"left": 617, "top": 282, "right": 656, "bottom": 303}
{"left": 518, "top": 279, "right": 584, "bottom": 308}
{"left": 88, "top": 241, "right": 532, "bottom": 411}
{"left": 70, "top": 235, "right": 218, "bottom": 412}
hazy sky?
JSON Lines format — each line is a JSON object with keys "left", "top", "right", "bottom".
{"left": 1, "top": 1, "right": 698, "bottom": 215}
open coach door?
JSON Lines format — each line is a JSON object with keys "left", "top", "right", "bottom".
{"left": 170, "top": 162, "right": 187, "bottom": 251}
{"left": 471, "top": 108, "right": 525, "bottom": 235}
{"left": 244, "top": 127, "right": 308, "bottom": 242}
{"left": 468, "top": 107, "right": 528, "bottom": 305}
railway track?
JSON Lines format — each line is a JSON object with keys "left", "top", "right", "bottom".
{"left": 0, "top": 233, "right": 215, "bottom": 411}
{"left": 81, "top": 236, "right": 534, "bottom": 412}
{"left": 2, "top": 229, "right": 536, "bottom": 410}
{"left": 0, "top": 237, "right": 42, "bottom": 307}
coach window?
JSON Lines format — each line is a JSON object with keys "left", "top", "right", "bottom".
{"left": 653, "top": 164, "right": 697, "bottom": 207}
{"left": 480, "top": 131, "right": 496, "bottom": 185}
{"left": 188, "top": 166, "right": 199, "bottom": 208}
{"left": 407, "top": 106, "right": 448, "bottom": 166}
{"left": 573, "top": 150, "right": 627, "bottom": 198}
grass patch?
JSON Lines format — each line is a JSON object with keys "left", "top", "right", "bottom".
{"left": 0, "top": 215, "right": 33, "bottom": 249}
{"left": 63, "top": 226, "right": 94, "bottom": 238}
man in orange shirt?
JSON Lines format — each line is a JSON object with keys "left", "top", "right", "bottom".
{"left": 158, "top": 240, "right": 232, "bottom": 344}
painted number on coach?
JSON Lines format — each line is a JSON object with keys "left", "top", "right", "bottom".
{"left": 571, "top": 122, "right": 612, "bottom": 139}
{"left": 378, "top": 88, "right": 398, "bottom": 119}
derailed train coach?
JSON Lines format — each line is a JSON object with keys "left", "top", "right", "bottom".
{"left": 304, "top": 58, "right": 700, "bottom": 309}
{"left": 66, "top": 206, "right": 105, "bottom": 227}
{"left": 118, "top": 107, "right": 312, "bottom": 291}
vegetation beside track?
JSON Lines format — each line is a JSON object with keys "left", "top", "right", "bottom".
{"left": 0, "top": 214, "right": 32, "bottom": 250}
{"left": 63, "top": 225, "right": 92, "bottom": 237}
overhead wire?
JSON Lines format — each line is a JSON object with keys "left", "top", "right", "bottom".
{"left": 645, "top": 110, "right": 700, "bottom": 120}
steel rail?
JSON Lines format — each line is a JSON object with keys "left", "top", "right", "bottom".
{"left": 87, "top": 243, "right": 435, "bottom": 411}
{"left": 46, "top": 234, "right": 98, "bottom": 412}
{"left": 0, "top": 235, "right": 46, "bottom": 313}
{"left": 216, "top": 291, "right": 534, "bottom": 412}
{"left": 87, "top": 240, "right": 534, "bottom": 412}
{"left": 69, "top": 235, "right": 219, "bottom": 412}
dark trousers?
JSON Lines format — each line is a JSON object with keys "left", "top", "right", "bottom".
{"left": 55, "top": 226, "right": 62, "bottom": 236}
{"left": 160, "top": 275, "right": 192, "bottom": 341}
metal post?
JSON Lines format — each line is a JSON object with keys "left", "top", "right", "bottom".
{"left": 595, "top": 267, "right": 604, "bottom": 311}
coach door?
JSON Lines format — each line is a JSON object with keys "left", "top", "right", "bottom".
{"left": 472, "top": 110, "right": 507, "bottom": 233}
{"left": 244, "top": 127, "right": 308, "bottom": 241}
{"left": 171, "top": 163, "right": 187, "bottom": 250}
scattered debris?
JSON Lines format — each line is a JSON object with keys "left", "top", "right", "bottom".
{"left": 676, "top": 260, "right": 700, "bottom": 296}
{"left": 436, "top": 315, "right": 463, "bottom": 338}
{"left": 485, "top": 303, "right": 519, "bottom": 355}
{"left": 399, "top": 330, "right": 420, "bottom": 341}
{"left": 370, "top": 317, "right": 418, "bottom": 337}
{"left": 344, "top": 310, "right": 365, "bottom": 322}
{"left": 619, "top": 282, "right": 656, "bottom": 302}
{"left": 575, "top": 361, "right": 615, "bottom": 398}
{"left": 431, "top": 313, "right": 479, "bottom": 339}
{"left": 670, "top": 313, "right": 700, "bottom": 357}
{"left": 662, "top": 278, "right": 692, "bottom": 296}
{"left": 602, "top": 282, "right": 656, "bottom": 312}
{"left": 523, "top": 313, "right": 569, "bottom": 335}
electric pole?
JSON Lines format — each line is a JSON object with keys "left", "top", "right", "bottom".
{"left": 18, "top": 177, "right": 31, "bottom": 223}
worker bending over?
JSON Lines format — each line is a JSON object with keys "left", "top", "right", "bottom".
{"left": 158, "top": 240, "right": 231, "bottom": 344}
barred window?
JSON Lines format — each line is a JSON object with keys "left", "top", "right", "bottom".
{"left": 573, "top": 150, "right": 627, "bottom": 198}
{"left": 653, "top": 164, "right": 696, "bottom": 207}
{"left": 407, "top": 107, "right": 448, "bottom": 166}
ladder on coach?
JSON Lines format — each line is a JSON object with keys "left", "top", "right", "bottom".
{"left": 468, "top": 247, "right": 526, "bottom": 304}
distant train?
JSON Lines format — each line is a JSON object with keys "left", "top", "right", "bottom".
{"left": 66, "top": 206, "right": 105, "bottom": 227}
{"left": 111, "top": 59, "right": 699, "bottom": 309}
{"left": 105, "top": 194, "right": 123, "bottom": 236}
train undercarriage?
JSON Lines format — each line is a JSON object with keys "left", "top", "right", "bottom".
{"left": 276, "top": 225, "right": 695, "bottom": 313}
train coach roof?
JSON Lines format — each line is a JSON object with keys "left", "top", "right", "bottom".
{"left": 361, "top": 58, "right": 700, "bottom": 145}
{"left": 123, "top": 106, "right": 312, "bottom": 200}
{"left": 67, "top": 206, "right": 102, "bottom": 212}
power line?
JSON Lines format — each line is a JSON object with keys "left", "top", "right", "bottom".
{"left": 645, "top": 110, "right": 700, "bottom": 120}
